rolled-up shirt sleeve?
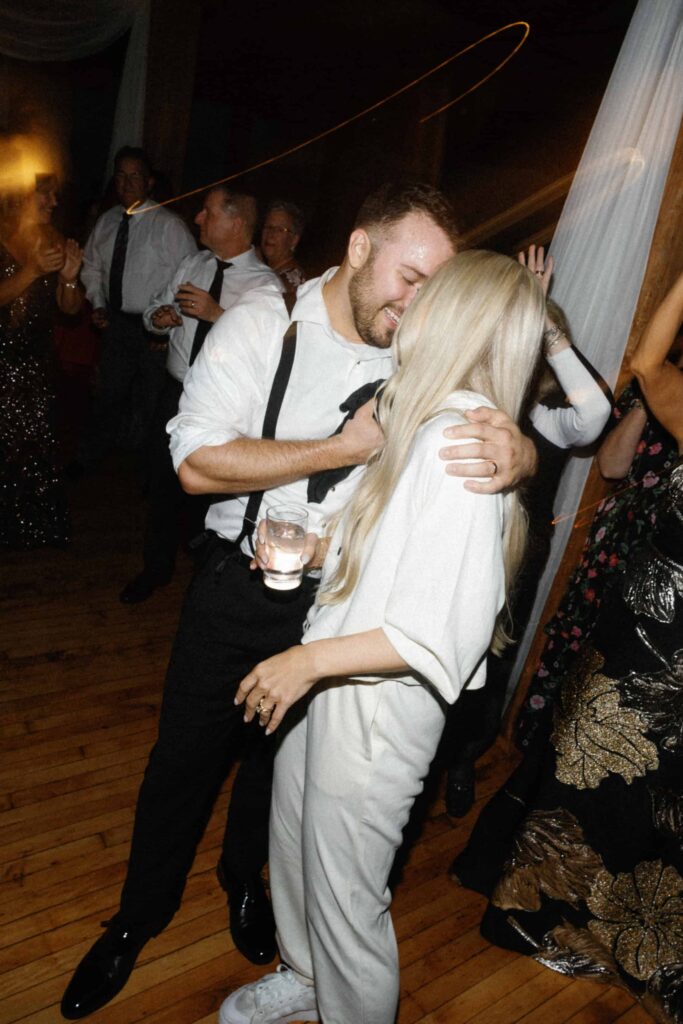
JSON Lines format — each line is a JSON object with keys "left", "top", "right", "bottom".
{"left": 143, "top": 258, "right": 187, "bottom": 334}
{"left": 381, "top": 424, "right": 507, "bottom": 704}
{"left": 167, "top": 298, "right": 285, "bottom": 471}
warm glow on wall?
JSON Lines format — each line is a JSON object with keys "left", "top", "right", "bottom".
{"left": 0, "top": 133, "right": 62, "bottom": 195}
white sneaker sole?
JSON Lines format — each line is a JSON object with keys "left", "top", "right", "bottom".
{"left": 218, "top": 997, "right": 318, "bottom": 1024}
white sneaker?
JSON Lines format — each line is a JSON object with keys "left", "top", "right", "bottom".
{"left": 218, "top": 964, "right": 319, "bottom": 1024}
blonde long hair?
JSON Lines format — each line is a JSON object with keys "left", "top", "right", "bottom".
{"left": 320, "top": 249, "right": 546, "bottom": 654}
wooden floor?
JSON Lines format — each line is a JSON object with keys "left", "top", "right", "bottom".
{"left": 0, "top": 457, "right": 651, "bottom": 1024}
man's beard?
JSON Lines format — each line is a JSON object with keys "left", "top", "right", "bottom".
{"left": 348, "top": 253, "right": 395, "bottom": 349}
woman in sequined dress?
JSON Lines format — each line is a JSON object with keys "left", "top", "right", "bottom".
{"left": 452, "top": 271, "right": 683, "bottom": 1023}
{"left": 0, "top": 174, "right": 83, "bottom": 548}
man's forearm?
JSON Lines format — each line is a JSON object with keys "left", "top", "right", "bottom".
{"left": 179, "top": 434, "right": 360, "bottom": 495}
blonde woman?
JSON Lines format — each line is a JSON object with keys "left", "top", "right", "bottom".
{"left": 220, "top": 250, "right": 546, "bottom": 1024}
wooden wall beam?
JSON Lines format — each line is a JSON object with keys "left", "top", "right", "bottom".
{"left": 143, "top": 0, "right": 201, "bottom": 193}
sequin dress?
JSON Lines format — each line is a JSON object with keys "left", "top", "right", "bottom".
{"left": 453, "top": 458, "right": 683, "bottom": 1023}
{"left": 0, "top": 244, "right": 70, "bottom": 547}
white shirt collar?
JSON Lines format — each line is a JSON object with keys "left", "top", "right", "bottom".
{"left": 292, "top": 267, "right": 387, "bottom": 361}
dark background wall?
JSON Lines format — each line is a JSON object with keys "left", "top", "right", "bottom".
{"left": 0, "top": 0, "right": 637, "bottom": 267}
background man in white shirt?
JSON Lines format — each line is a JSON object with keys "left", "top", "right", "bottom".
{"left": 119, "top": 188, "right": 281, "bottom": 604}
{"left": 61, "top": 183, "right": 537, "bottom": 1022}
{"left": 77, "top": 146, "right": 196, "bottom": 470}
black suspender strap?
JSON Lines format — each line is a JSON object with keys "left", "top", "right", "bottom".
{"left": 234, "top": 312, "right": 298, "bottom": 552}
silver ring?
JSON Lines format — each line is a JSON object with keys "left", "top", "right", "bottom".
{"left": 490, "top": 460, "right": 498, "bottom": 476}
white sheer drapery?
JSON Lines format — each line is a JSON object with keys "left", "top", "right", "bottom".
{"left": 507, "top": 0, "right": 683, "bottom": 703}
{"left": 0, "top": 0, "right": 150, "bottom": 179}
{"left": 0, "top": 2, "right": 139, "bottom": 61}
{"left": 105, "top": 2, "right": 150, "bottom": 171}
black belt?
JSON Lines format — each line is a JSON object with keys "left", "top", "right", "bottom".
{"left": 190, "top": 530, "right": 253, "bottom": 573}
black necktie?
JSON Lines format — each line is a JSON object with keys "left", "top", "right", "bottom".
{"left": 189, "top": 258, "right": 231, "bottom": 366}
{"left": 109, "top": 212, "right": 131, "bottom": 313}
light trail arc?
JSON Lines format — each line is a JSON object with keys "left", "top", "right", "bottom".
{"left": 130, "top": 21, "right": 530, "bottom": 216}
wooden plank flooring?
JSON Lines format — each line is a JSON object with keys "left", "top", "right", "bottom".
{"left": 0, "top": 457, "right": 650, "bottom": 1023}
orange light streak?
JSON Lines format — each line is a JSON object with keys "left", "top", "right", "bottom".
{"left": 129, "top": 21, "right": 529, "bottom": 216}
{"left": 551, "top": 478, "right": 642, "bottom": 528}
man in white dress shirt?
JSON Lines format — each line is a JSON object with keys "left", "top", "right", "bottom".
{"left": 119, "top": 187, "right": 281, "bottom": 604}
{"left": 61, "top": 183, "right": 538, "bottom": 1022}
{"left": 78, "top": 146, "right": 196, "bottom": 469}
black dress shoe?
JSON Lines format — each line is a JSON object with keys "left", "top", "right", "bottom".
{"left": 60, "top": 920, "right": 154, "bottom": 1019}
{"left": 445, "top": 768, "right": 475, "bottom": 818}
{"left": 119, "top": 571, "right": 171, "bottom": 604}
{"left": 216, "top": 861, "right": 277, "bottom": 965}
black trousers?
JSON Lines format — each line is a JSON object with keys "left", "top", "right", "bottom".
{"left": 142, "top": 373, "right": 209, "bottom": 581}
{"left": 118, "top": 536, "right": 317, "bottom": 930}
{"left": 80, "top": 312, "right": 166, "bottom": 468}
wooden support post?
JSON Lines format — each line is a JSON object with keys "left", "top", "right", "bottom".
{"left": 503, "top": 115, "right": 683, "bottom": 742}
{"left": 143, "top": 0, "right": 201, "bottom": 193}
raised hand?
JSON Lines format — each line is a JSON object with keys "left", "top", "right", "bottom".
{"left": 518, "top": 244, "right": 553, "bottom": 296}
{"left": 60, "top": 238, "right": 83, "bottom": 283}
{"left": 32, "top": 238, "right": 64, "bottom": 276}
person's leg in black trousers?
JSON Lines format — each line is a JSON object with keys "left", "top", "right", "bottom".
{"left": 78, "top": 315, "right": 140, "bottom": 470}
{"left": 119, "top": 545, "right": 316, "bottom": 925}
{"left": 120, "top": 373, "right": 210, "bottom": 603}
{"left": 441, "top": 662, "right": 509, "bottom": 817}
{"left": 62, "top": 543, "right": 315, "bottom": 1019}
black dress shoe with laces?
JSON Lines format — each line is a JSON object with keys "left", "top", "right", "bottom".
{"left": 60, "top": 920, "right": 155, "bottom": 1019}
{"left": 216, "top": 861, "right": 277, "bottom": 965}
{"left": 119, "top": 571, "right": 171, "bottom": 604}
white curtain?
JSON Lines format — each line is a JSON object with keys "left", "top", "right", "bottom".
{"left": 508, "top": 0, "right": 683, "bottom": 703}
{"left": 0, "top": 0, "right": 150, "bottom": 180}
{"left": 105, "top": 1, "right": 150, "bottom": 173}
{"left": 0, "top": 1, "right": 139, "bottom": 61}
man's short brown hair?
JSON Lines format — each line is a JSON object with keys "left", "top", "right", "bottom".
{"left": 354, "top": 182, "right": 459, "bottom": 248}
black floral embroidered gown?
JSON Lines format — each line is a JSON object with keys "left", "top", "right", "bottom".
{"left": 453, "top": 458, "right": 683, "bottom": 1023}
{"left": 0, "top": 244, "right": 70, "bottom": 548}
{"left": 517, "top": 380, "right": 678, "bottom": 751}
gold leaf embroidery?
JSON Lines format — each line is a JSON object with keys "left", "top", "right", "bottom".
{"left": 492, "top": 808, "right": 603, "bottom": 911}
{"left": 553, "top": 649, "right": 658, "bottom": 790}
{"left": 587, "top": 861, "right": 683, "bottom": 981}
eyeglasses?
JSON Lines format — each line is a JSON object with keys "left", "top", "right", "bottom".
{"left": 262, "top": 224, "right": 294, "bottom": 236}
